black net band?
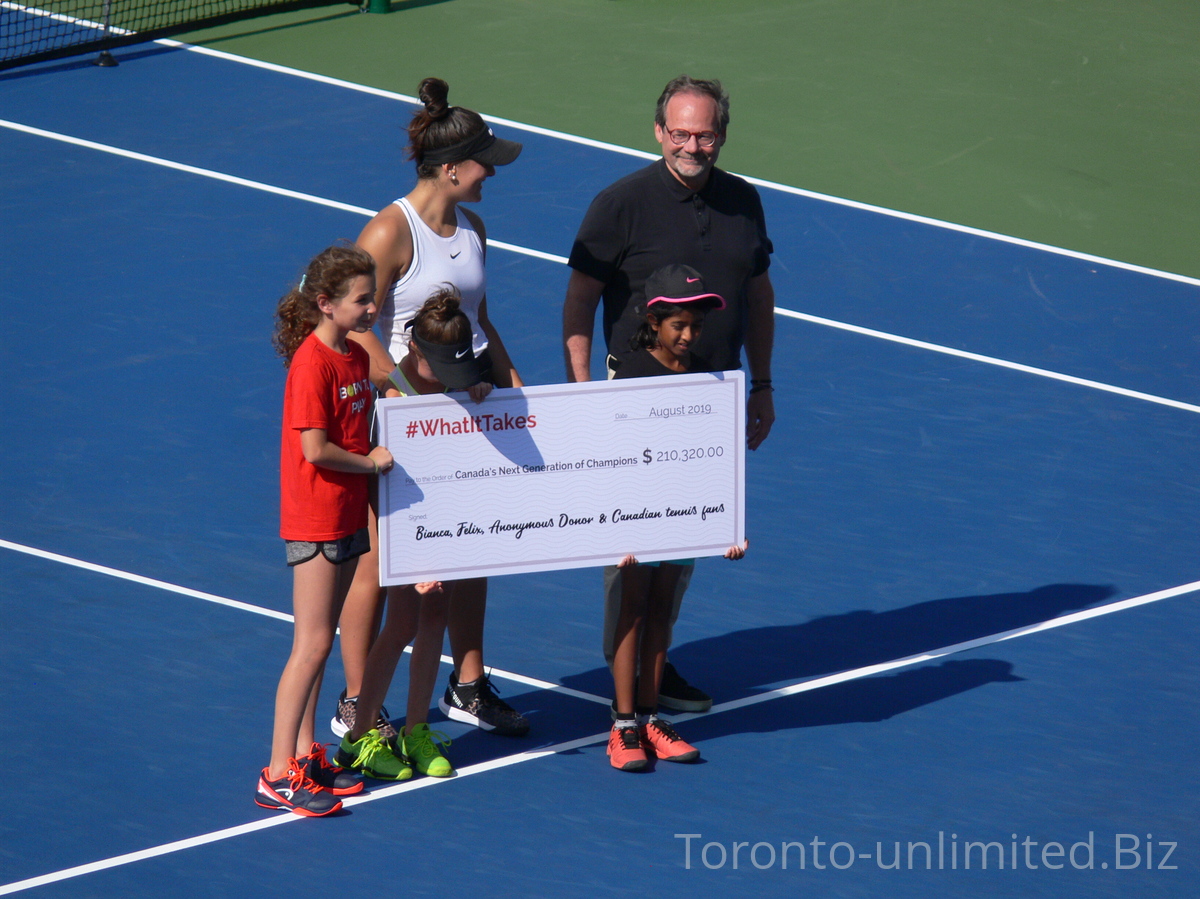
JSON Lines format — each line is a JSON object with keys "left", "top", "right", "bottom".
{"left": 1, "top": 0, "right": 358, "bottom": 71}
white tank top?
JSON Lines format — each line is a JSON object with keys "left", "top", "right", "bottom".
{"left": 379, "top": 197, "right": 488, "bottom": 363}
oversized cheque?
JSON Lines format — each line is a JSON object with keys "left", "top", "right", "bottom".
{"left": 376, "top": 372, "right": 745, "bottom": 584}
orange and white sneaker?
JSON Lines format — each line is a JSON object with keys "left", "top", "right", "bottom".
{"left": 640, "top": 717, "right": 700, "bottom": 763}
{"left": 607, "top": 724, "right": 648, "bottom": 772}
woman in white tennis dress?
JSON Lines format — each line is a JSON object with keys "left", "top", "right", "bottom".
{"left": 335, "top": 77, "right": 530, "bottom": 745}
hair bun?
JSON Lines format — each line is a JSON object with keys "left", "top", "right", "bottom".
{"left": 418, "top": 77, "right": 450, "bottom": 119}
{"left": 426, "top": 283, "right": 462, "bottom": 320}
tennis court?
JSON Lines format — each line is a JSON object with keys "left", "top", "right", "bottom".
{"left": 1, "top": 6, "right": 1198, "bottom": 897}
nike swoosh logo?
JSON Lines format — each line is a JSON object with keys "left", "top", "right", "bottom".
{"left": 450, "top": 251, "right": 462, "bottom": 259}
{"left": 455, "top": 348, "right": 470, "bottom": 359}
{"left": 686, "top": 277, "right": 700, "bottom": 283}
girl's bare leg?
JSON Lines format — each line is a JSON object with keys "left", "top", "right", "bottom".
{"left": 406, "top": 585, "right": 450, "bottom": 726}
{"left": 348, "top": 582, "right": 421, "bottom": 741}
{"left": 338, "top": 503, "right": 385, "bottom": 697}
{"left": 612, "top": 563, "right": 651, "bottom": 717}
{"left": 446, "top": 576, "right": 487, "bottom": 684}
{"left": 270, "top": 553, "right": 356, "bottom": 778}
{"left": 637, "top": 564, "right": 684, "bottom": 711}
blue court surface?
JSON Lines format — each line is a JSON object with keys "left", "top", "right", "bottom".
{"left": 2, "top": 38, "right": 1198, "bottom": 899}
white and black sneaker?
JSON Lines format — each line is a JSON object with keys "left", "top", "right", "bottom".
{"left": 331, "top": 689, "right": 397, "bottom": 741}
{"left": 439, "top": 672, "right": 529, "bottom": 736}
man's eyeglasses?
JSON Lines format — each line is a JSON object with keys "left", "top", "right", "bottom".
{"left": 665, "top": 129, "right": 720, "bottom": 149}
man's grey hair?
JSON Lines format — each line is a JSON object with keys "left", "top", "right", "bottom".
{"left": 654, "top": 75, "right": 731, "bottom": 133}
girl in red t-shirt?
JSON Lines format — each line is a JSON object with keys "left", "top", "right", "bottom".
{"left": 255, "top": 244, "right": 401, "bottom": 817}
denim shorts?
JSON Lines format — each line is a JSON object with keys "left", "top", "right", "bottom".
{"left": 285, "top": 527, "right": 370, "bottom": 567}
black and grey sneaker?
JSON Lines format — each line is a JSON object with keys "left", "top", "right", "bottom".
{"left": 439, "top": 672, "right": 530, "bottom": 736}
{"left": 657, "top": 662, "right": 712, "bottom": 713}
{"left": 331, "top": 689, "right": 397, "bottom": 741}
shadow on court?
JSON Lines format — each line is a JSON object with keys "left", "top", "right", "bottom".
{"left": 416, "top": 658, "right": 1025, "bottom": 774}
{"left": 558, "top": 582, "right": 1115, "bottom": 703}
{"left": 346, "top": 583, "right": 1115, "bottom": 771}
{"left": 685, "top": 657, "right": 1023, "bottom": 742}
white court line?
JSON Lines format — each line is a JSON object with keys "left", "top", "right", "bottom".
{"left": 0, "top": 728, "right": 607, "bottom": 896}
{"left": 0, "top": 537, "right": 293, "bottom": 622}
{"left": 0, "top": 1, "right": 133, "bottom": 33}
{"left": 689, "top": 578, "right": 1200, "bottom": 717}
{"left": 148, "top": 38, "right": 1200, "bottom": 290}
{"left": 0, "top": 538, "right": 608, "bottom": 705}
{"left": 778, "top": 309, "right": 1200, "bottom": 416}
{"left": 0, "top": 118, "right": 374, "bottom": 214}
{"left": 0, "top": 118, "right": 569, "bottom": 265}
{"left": 1, "top": 116, "right": 1196, "bottom": 414}
{"left": 3, "top": 573, "right": 1197, "bottom": 896}
{"left": 6, "top": 5, "right": 1200, "bottom": 289}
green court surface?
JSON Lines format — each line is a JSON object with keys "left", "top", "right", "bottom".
{"left": 180, "top": 0, "right": 1200, "bottom": 280}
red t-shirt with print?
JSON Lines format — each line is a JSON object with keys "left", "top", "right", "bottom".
{"left": 280, "top": 333, "right": 373, "bottom": 541}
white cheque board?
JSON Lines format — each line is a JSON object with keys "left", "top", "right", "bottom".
{"left": 376, "top": 371, "right": 744, "bottom": 584}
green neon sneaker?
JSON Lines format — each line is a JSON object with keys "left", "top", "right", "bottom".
{"left": 402, "top": 723, "right": 454, "bottom": 778}
{"left": 335, "top": 728, "right": 412, "bottom": 782}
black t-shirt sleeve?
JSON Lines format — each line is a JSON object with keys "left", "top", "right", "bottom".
{"left": 742, "top": 180, "right": 773, "bottom": 278}
{"left": 568, "top": 190, "right": 625, "bottom": 284}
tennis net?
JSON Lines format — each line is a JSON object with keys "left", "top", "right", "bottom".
{"left": 1, "top": 0, "right": 358, "bottom": 71}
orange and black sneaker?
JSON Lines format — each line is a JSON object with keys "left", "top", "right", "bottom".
{"left": 255, "top": 759, "right": 343, "bottom": 817}
{"left": 607, "top": 724, "right": 648, "bottom": 772}
{"left": 640, "top": 717, "right": 700, "bottom": 763}
{"left": 301, "top": 742, "right": 364, "bottom": 796}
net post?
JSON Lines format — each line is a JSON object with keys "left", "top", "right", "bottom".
{"left": 93, "top": 0, "right": 119, "bottom": 66}
{"left": 367, "top": 0, "right": 391, "bottom": 13}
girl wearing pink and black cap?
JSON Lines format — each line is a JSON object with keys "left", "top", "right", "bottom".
{"left": 607, "top": 264, "right": 747, "bottom": 772}
{"left": 615, "top": 263, "right": 726, "bottom": 378}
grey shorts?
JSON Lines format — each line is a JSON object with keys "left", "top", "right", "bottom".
{"left": 285, "top": 527, "right": 370, "bottom": 567}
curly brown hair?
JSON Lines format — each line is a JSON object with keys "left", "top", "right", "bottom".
{"left": 273, "top": 242, "right": 375, "bottom": 365}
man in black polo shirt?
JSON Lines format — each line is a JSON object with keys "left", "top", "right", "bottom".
{"left": 563, "top": 74, "right": 777, "bottom": 713}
